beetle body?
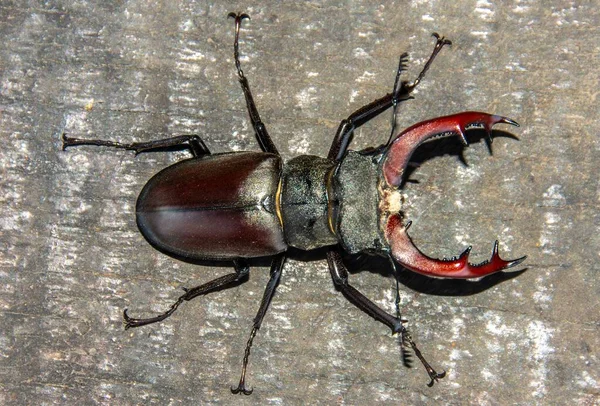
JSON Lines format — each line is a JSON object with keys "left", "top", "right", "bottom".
{"left": 137, "top": 148, "right": 397, "bottom": 260}
{"left": 63, "top": 13, "right": 526, "bottom": 394}
{"left": 139, "top": 113, "right": 519, "bottom": 281}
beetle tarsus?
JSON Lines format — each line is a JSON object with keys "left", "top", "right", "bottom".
{"left": 400, "top": 324, "right": 446, "bottom": 386}
{"left": 231, "top": 332, "right": 255, "bottom": 397}
{"left": 228, "top": 12, "right": 251, "bottom": 79}
{"left": 228, "top": 12, "right": 279, "bottom": 155}
{"left": 232, "top": 326, "right": 258, "bottom": 395}
{"left": 123, "top": 297, "right": 183, "bottom": 329}
{"left": 406, "top": 33, "right": 452, "bottom": 92}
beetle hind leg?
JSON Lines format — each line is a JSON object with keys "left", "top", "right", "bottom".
{"left": 122, "top": 260, "right": 249, "bottom": 329}
{"left": 61, "top": 133, "right": 210, "bottom": 158}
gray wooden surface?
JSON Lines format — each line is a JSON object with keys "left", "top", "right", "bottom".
{"left": 1, "top": 1, "right": 598, "bottom": 405}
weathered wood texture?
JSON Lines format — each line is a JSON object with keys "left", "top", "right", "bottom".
{"left": 1, "top": 1, "right": 598, "bottom": 404}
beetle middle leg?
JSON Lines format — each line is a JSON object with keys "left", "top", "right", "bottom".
{"left": 328, "top": 33, "right": 452, "bottom": 161}
{"left": 228, "top": 12, "right": 279, "bottom": 155}
{"left": 327, "top": 249, "right": 446, "bottom": 386}
{"left": 123, "top": 259, "right": 249, "bottom": 329}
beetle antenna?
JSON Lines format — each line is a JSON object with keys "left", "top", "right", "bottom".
{"left": 400, "top": 328, "right": 414, "bottom": 367}
{"left": 388, "top": 254, "right": 446, "bottom": 385}
{"left": 388, "top": 255, "right": 412, "bottom": 367}
{"left": 388, "top": 53, "right": 410, "bottom": 142}
{"left": 385, "top": 35, "right": 450, "bottom": 147}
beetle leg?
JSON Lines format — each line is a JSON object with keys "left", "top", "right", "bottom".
{"left": 228, "top": 12, "right": 279, "bottom": 155}
{"left": 386, "top": 215, "right": 527, "bottom": 279}
{"left": 327, "top": 249, "right": 446, "bottom": 385}
{"left": 404, "top": 33, "right": 452, "bottom": 94}
{"left": 387, "top": 255, "right": 447, "bottom": 385}
{"left": 328, "top": 34, "right": 451, "bottom": 161}
{"left": 61, "top": 133, "right": 210, "bottom": 157}
{"left": 328, "top": 82, "right": 414, "bottom": 162}
{"left": 232, "top": 254, "right": 286, "bottom": 395}
{"left": 328, "top": 249, "right": 401, "bottom": 331}
{"left": 122, "top": 260, "right": 249, "bottom": 329}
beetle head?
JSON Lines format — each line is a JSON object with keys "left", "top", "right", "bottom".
{"left": 378, "top": 111, "right": 525, "bottom": 279}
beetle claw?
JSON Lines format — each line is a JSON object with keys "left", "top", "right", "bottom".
{"left": 123, "top": 309, "right": 135, "bottom": 330}
{"left": 228, "top": 12, "right": 250, "bottom": 22}
{"left": 231, "top": 384, "right": 253, "bottom": 395}
{"left": 427, "top": 369, "right": 447, "bottom": 387}
{"left": 432, "top": 32, "right": 452, "bottom": 46}
{"left": 61, "top": 133, "right": 69, "bottom": 150}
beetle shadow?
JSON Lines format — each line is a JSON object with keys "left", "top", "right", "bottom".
{"left": 154, "top": 245, "right": 524, "bottom": 297}
{"left": 401, "top": 129, "right": 520, "bottom": 184}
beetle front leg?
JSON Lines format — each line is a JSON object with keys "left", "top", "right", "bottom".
{"left": 123, "top": 260, "right": 249, "bottom": 329}
{"left": 232, "top": 254, "right": 286, "bottom": 395}
{"left": 328, "top": 83, "right": 413, "bottom": 161}
{"left": 62, "top": 133, "right": 210, "bottom": 157}
{"left": 327, "top": 249, "right": 446, "bottom": 386}
{"left": 328, "top": 33, "right": 452, "bottom": 161}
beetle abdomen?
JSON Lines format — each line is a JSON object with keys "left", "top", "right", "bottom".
{"left": 136, "top": 152, "right": 286, "bottom": 260}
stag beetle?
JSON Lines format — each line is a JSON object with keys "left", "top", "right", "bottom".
{"left": 62, "top": 13, "right": 526, "bottom": 394}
